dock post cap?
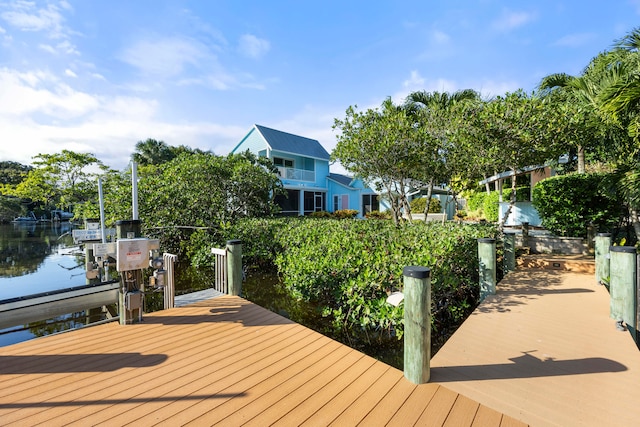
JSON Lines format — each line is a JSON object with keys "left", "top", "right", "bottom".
{"left": 478, "top": 238, "right": 496, "bottom": 243}
{"left": 403, "top": 266, "right": 430, "bottom": 279}
{"left": 609, "top": 245, "right": 636, "bottom": 253}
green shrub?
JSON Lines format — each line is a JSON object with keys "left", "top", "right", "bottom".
{"left": 273, "top": 219, "right": 498, "bottom": 345}
{"left": 532, "top": 173, "right": 622, "bottom": 237}
{"left": 483, "top": 191, "right": 500, "bottom": 222}
{"left": 409, "top": 197, "right": 442, "bottom": 214}
{"left": 333, "top": 209, "right": 359, "bottom": 219}
{"left": 186, "top": 217, "right": 499, "bottom": 354}
{"left": 309, "top": 211, "right": 332, "bottom": 218}
{"left": 366, "top": 210, "right": 391, "bottom": 220}
{"left": 466, "top": 191, "right": 486, "bottom": 211}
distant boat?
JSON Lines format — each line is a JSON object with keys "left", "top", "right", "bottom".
{"left": 12, "top": 212, "right": 37, "bottom": 222}
{"left": 51, "top": 210, "right": 74, "bottom": 221}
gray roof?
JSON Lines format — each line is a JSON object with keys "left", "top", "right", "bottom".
{"left": 255, "top": 124, "right": 330, "bottom": 160}
{"left": 328, "top": 173, "right": 354, "bottom": 187}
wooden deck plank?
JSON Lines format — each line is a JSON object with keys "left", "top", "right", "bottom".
{"left": 3, "top": 310, "right": 299, "bottom": 425}
{"left": 327, "top": 367, "right": 402, "bottom": 425}
{"left": 443, "top": 394, "right": 480, "bottom": 427}
{"left": 147, "top": 342, "right": 344, "bottom": 426}
{"left": 0, "top": 285, "right": 573, "bottom": 426}
{"left": 414, "top": 385, "right": 459, "bottom": 427}
{"left": 44, "top": 325, "right": 311, "bottom": 426}
{"left": 431, "top": 268, "right": 640, "bottom": 427}
{"left": 385, "top": 384, "right": 440, "bottom": 426}
{"left": 0, "top": 303, "right": 279, "bottom": 399}
{"left": 208, "top": 346, "right": 362, "bottom": 426}
{"left": 272, "top": 356, "right": 378, "bottom": 426}
{"left": 0, "top": 300, "right": 275, "bottom": 395}
{"left": 64, "top": 323, "right": 317, "bottom": 425}
{"left": 355, "top": 373, "right": 417, "bottom": 426}
{"left": 471, "top": 405, "right": 504, "bottom": 427}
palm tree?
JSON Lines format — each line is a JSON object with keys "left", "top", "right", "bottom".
{"left": 537, "top": 52, "right": 618, "bottom": 173}
{"left": 132, "top": 139, "right": 176, "bottom": 166}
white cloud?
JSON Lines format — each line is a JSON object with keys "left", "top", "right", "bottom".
{"left": 492, "top": 10, "right": 537, "bottom": 32}
{"left": 0, "top": 68, "right": 99, "bottom": 118}
{"left": 1, "top": 1, "right": 69, "bottom": 38}
{"left": 64, "top": 68, "right": 76, "bottom": 78}
{"left": 39, "top": 43, "right": 56, "bottom": 53}
{"left": 238, "top": 34, "right": 270, "bottom": 59}
{"left": 553, "top": 32, "right": 596, "bottom": 48}
{"left": 0, "top": 65, "right": 247, "bottom": 169}
{"left": 402, "top": 70, "right": 426, "bottom": 90}
{"left": 119, "top": 36, "right": 208, "bottom": 78}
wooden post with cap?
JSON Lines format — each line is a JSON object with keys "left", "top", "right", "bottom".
{"left": 226, "top": 240, "right": 243, "bottom": 296}
{"left": 403, "top": 266, "right": 431, "bottom": 384}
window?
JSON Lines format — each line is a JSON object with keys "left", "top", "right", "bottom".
{"left": 362, "top": 194, "right": 379, "bottom": 216}
{"left": 273, "top": 157, "right": 294, "bottom": 168}
{"left": 304, "top": 191, "right": 325, "bottom": 214}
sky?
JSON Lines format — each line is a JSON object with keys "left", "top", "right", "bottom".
{"left": 1, "top": 0, "right": 640, "bottom": 172}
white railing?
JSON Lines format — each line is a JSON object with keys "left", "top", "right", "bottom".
{"left": 163, "top": 253, "right": 178, "bottom": 309}
{"left": 277, "top": 167, "right": 315, "bottom": 182}
{"left": 211, "top": 247, "right": 228, "bottom": 294}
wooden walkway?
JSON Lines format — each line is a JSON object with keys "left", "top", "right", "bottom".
{"left": 2, "top": 263, "right": 638, "bottom": 426}
{"left": 431, "top": 268, "right": 640, "bottom": 427}
{"left": 0, "top": 295, "right": 522, "bottom": 426}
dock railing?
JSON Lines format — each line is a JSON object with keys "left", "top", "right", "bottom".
{"left": 211, "top": 240, "right": 243, "bottom": 296}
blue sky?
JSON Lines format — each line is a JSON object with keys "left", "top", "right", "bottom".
{"left": 1, "top": 0, "right": 639, "bottom": 171}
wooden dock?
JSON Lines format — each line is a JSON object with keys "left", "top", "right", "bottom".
{"left": 0, "top": 295, "right": 522, "bottom": 426}
{"left": 431, "top": 268, "right": 640, "bottom": 427}
{"left": 1, "top": 261, "right": 638, "bottom": 426}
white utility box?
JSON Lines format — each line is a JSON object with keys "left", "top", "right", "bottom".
{"left": 116, "top": 238, "right": 160, "bottom": 272}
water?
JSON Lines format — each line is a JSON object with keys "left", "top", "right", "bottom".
{"left": 0, "top": 221, "right": 88, "bottom": 346}
{"left": 0, "top": 222, "right": 84, "bottom": 300}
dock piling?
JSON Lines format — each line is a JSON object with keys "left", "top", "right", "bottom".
{"left": 478, "top": 238, "right": 497, "bottom": 301}
{"left": 226, "top": 240, "right": 243, "bottom": 296}
{"left": 403, "top": 266, "right": 431, "bottom": 384}
{"left": 595, "top": 233, "right": 611, "bottom": 286}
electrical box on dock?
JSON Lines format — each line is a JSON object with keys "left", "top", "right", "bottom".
{"left": 116, "top": 238, "right": 160, "bottom": 272}
{"left": 125, "top": 291, "right": 143, "bottom": 310}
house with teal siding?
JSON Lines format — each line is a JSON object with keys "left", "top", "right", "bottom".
{"left": 231, "top": 124, "right": 378, "bottom": 217}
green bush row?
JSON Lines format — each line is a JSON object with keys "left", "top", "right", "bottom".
{"left": 188, "top": 218, "right": 498, "bottom": 350}
{"left": 409, "top": 197, "right": 442, "bottom": 214}
{"left": 532, "top": 172, "right": 622, "bottom": 237}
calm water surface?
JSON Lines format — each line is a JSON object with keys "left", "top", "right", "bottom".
{"left": 0, "top": 222, "right": 90, "bottom": 346}
{"left": 0, "top": 222, "right": 84, "bottom": 300}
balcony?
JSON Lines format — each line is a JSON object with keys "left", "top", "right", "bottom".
{"left": 277, "top": 167, "right": 315, "bottom": 182}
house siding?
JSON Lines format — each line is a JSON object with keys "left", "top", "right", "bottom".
{"left": 233, "top": 128, "right": 265, "bottom": 155}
